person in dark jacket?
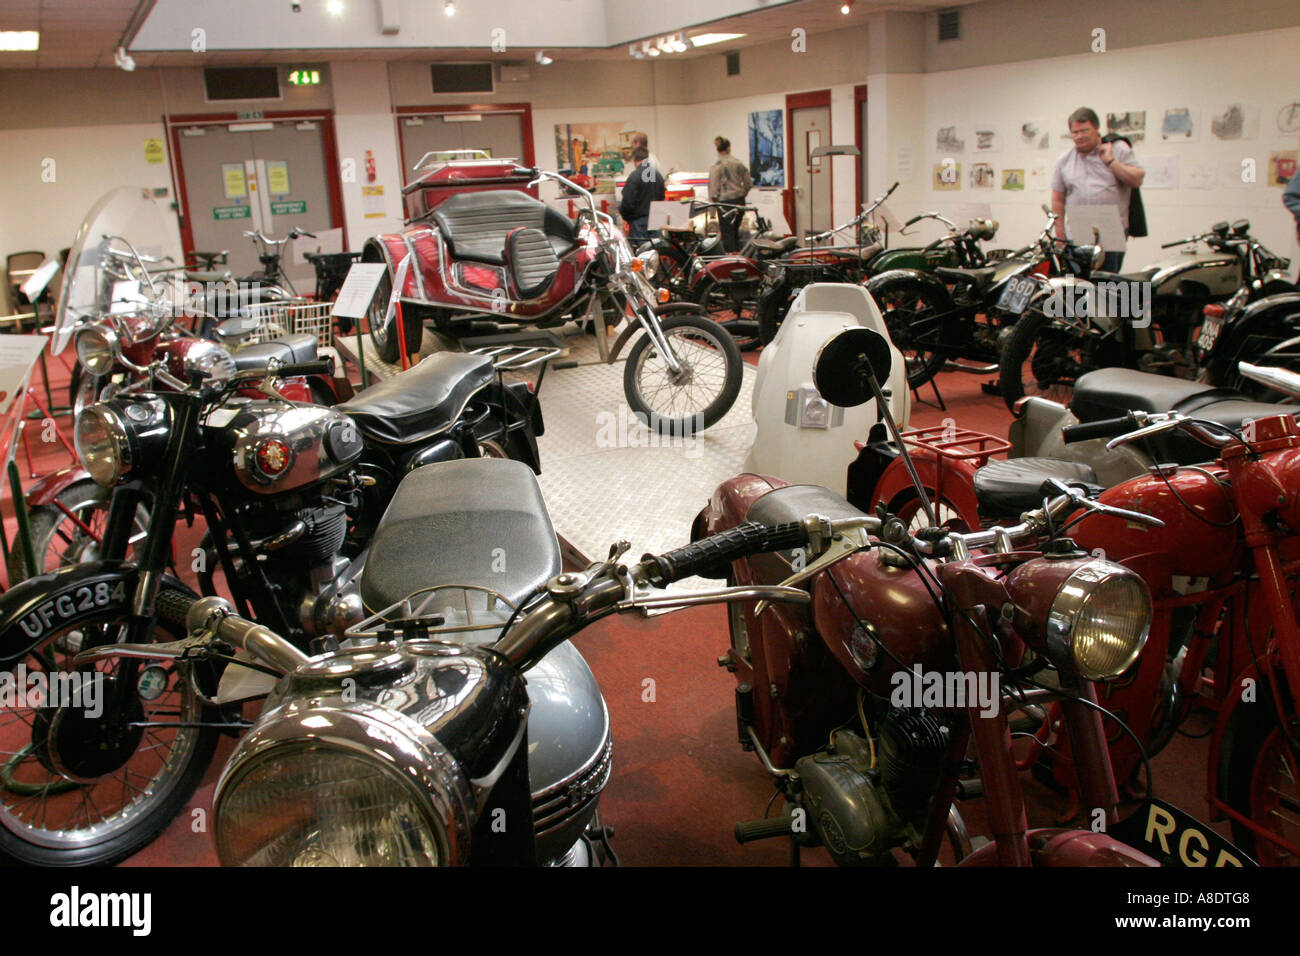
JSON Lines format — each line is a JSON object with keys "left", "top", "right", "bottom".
{"left": 619, "top": 147, "right": 664, "bottom": 244}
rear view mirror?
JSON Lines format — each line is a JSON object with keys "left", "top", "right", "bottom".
{"left": 1231, "top": 219, "right": 1250, "bottom": 237}
{"left": 813, "top": 327, "right": 893, "bottom": 408}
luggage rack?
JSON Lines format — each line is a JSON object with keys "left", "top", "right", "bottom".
{"left": 345, "top": 584, "right": 520, "bottom": 642}
{"left": 245, "top": 299, "right": 336, "bottom": 348}
{"left": 900, "top": 424, "right": 1011, "bottom": 467}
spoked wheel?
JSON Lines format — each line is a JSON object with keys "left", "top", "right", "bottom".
{"left": 0, "top": 587, "right": 220, "bottom": 865}
{"left": 874, "top": 284, "right": 947, "bottom": 390}
{"left": 886, "top": 487, "right": 975, "bottom": 536}
{"left": 1224, "top": 699, "right": 1300, "bottom": 866}
{"left": 6, "top": 482, "right": 151, "bottom": 586}
{"left": 998, "top": 308, "right": 1092, "bottom": 410}
{"left": 623, "top": 314, "right": 743, "bottom": 435}
{"left": 367, "top": 267, "right": 421, "bottom": 364}
{"left": 692, "top": 277, "right": 763, "bottom": 351}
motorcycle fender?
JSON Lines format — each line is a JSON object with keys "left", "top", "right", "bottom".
{"left": 845, "top": 424, "right": 897, "bottom": 512}
{"left": 24, "top": 466, "right": 93, "bottom": 508}
{"left": 691, "top": 256, "right": 763, "bottom": 291}
{"left": 1215, "top": 292, "right": 1300, "bottom": 365}
{"left": 365, "top": 235, "right": 433, "bottom": 302}
{"left": 606, "top": 303, "right": 707, "bottom": 363}
{"left": 1208, "top": 664, "right": 1281, "bottom": 807}
{"left": 0, "top": 561, "right": 196, "bottom": 667}
{"left": 866, "top": 442, "right": 982, "bottom": 529}
{"left": 957, "top": 828, "right": 1159, "bottom": 866}
{"left": 864, "top": 268, "right": 953, "bottom": 311}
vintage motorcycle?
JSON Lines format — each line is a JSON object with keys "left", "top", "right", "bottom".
{"left": 1194, "top": 279, "right": 1300, "bottom": 397}
{"left": 690, "top": 327, "right": 1242, "bottom": 866}
{"left": 365, "top": 162, "right": 741, "bottom": 435}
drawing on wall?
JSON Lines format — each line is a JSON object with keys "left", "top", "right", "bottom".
{"left": 970, "top": 162, "right": 995, "bottom": 188}
{"left": 1277, "top": 102, "right": 1300, "bottom": 134}
{"left": 1269, "top": 151, "right": 1299, "bottom": 186}
{"left": 1001, "top": 168, "right": 1025, "bottom": 191}
{"left": 1160, "top": 108, "right": 1195, "bottom": 141}
{"left": 1186, "top": 163, "right": 1217, "bottom": 189}
{"left": 974, "top": 127, "right": 997, "bottom": 151}
{"left": 1106, "top": 111, "right": 1146, "bottom": 144}
{"left": 748, "top": 109, "right": 785, "bottom": 187}
{"left": 936, "top": 126, "right": 965, "bottom": 153}
{"left": 1209, "top": 103, "right": 1259, "bottom": 140}
{"left": 933, "top": 162, "right": 961, "bottom": 190}
{"left": 1028, "top": 161, "right": 1049, "bottom": 190}
{"left": 1018, "top": 119, "right": 1051, "bottom": 150}
{"left": 1219, "top": 158, "right": 1251, "bottom": 189}
{"left": 1142, "top": 155, "right": 1180, "bottom": 190}
{"left": 554, "top": 121, "right": 629, "bottom": 194}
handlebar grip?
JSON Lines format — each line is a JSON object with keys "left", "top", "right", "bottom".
{"left": 643, "top": 520, "right": 810, "bottom": 586}
{"left": 1061, "top": 413, "right": 1138, "bottom": 443}
{"left": 885, "top": 181, "right": 899, "bottom": 196}
{"left": 904, "top": 215, "right": 922, "bottom": 226}
{"left": 272, "top": 358, "right": 335, "bottom": 378}
{"left": 156, "top": 589, "right": 197, "bottom": 628}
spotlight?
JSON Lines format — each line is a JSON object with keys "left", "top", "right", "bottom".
{"left": 535, "top": 51, "right": 552, "bottom": 65}
{"left": 114, "top": 45, "right": 136, "bottom": 71}
{"left": 326, "top": 0, "right": 343, "bottom": 13}
{"left": 841, "top": 1, "right": 852, "bottom": 13}
{"left": 444, "top": 0, "right": 456, "bottom": 16}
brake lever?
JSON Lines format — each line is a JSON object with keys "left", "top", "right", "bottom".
{"left": 1040, "top": 477, "right": 1165, "bottom": 528}
{"left": 754, "top": 524, "right": 873, "bottom": 615}
{"left": 1105, "top": 417, "right": 1180, "bottom": 450}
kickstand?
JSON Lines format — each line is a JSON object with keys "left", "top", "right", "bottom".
{"left": 789, "top": 835, "right": 801, "bottom": 867}
{"left": 911, "top": 375, "right": 946, "bottom": 411}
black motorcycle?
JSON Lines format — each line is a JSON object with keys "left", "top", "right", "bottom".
{"left": 0, "top": 349, "right": 541, "bottom": 865}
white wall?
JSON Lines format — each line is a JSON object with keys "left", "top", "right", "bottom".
{"left": 914, "top": 26, "right": 1300, "bottom": 269}
{"left": 330, "top": 60, "right": 405, "bottom": 246}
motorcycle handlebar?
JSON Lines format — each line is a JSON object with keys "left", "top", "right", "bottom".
{"left": 639, "top": 520, "right": 810, "bottom": 587}
{"left": 269, "top": 358, "right": 334, "bottom": 379}
{"left": 1061, "top": 413, "right": 1140, "bottom": 443}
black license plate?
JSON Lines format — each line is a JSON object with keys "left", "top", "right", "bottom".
{"left": 996, "top": 276, "right": 1037, "bottom": 315}
{"left": 1110, "top": 797, "right": 1256, "bottom": 866}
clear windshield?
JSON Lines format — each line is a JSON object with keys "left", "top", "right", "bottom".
{"left": 53, "top": 187, "right": 185, "bottom": 355}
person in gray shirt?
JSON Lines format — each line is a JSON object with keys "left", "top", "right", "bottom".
{"left": 1284, "top": 167, "right": 1300, "bottom": 247}
{"left": 1051, "top": 107, "right": 1145, "bottom": 271}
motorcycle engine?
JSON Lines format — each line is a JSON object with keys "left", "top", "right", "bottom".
{"left": 795, "top": 708, "right": 949, "bottom": 866}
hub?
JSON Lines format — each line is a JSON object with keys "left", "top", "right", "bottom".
{"left": 33, "top": 680, "right": 145, "bottom": 783}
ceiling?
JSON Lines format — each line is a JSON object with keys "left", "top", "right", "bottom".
{"left": 0, "top": 0, "right": 983, "bottom": 70}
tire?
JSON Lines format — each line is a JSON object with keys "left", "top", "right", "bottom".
{"left": 1222, "top": 694, "right": 1300, "bottom": 865}
{"left": 885, "top": 487, "right": 976, "bottom": 535}
{"left": 872, "top": 280, "right": 948, "bottom": 390}
{"left": 6, "top": 482, "right": 151, "bottom": 586}
{"left": 691, "top": 276, "right": 763, "bottom": 351}
{"left": 0, "top": 578, "right": 220, "bottom": 865}
{"left": 757, "top": 275, "right": 801, "bottom": 346}
{"left": 623, "top": 313, "right": 743, "bottom": 435}
{"left": 997, "top": 307, "right": 1094, "bottom": 411}
{"left": 367, "top": 268, "right": 421, "bottom": 364}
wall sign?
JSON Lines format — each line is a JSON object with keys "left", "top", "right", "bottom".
{"left": 222, "top": 163, "right": 247, "bottom": 199}
{"left": 144, "top": 138, "right": 165, "bottom": 165}
{"left": 266, "top": 160, "right": 291, "bottom": 196}
{"left": 270, "top": 200, "right": 306, "bottom": 215}
{"left": 214, "top": 205, "right": 252, "bottom": 220}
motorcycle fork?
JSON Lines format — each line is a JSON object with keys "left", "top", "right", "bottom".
{"left": 1057, "top": 676, "right": 1122, "bottom": 826}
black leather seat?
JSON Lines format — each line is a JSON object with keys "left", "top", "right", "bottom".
{"left": 505, "top": 227, "right": 560, "bottom": 298}
{"left": 1070, "top": 368, "right": 1219, "bottom": 422}
{"left": 230, "top": 333, "right": 319, "bottom": 371}
{"left": 337, "top": 351, "right": 493, "bottom": 445}
{"left": 973, "top": 458, "right": 1101, "bottom": 519}
{"left": 432, "top": 191, "right": 577, "bottom": 265}
{"left": 361, "top": 458, "right": 560, "bottom": 612}
{"left": 935, "top": 265, "right": 999, "bottom": 289}
{"left": 751, "top": 236, "right": 800, "bottom": 256}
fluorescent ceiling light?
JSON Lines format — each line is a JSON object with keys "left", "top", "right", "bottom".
{"left": 0, "top": 31, "right": 39, "bottom": 51}
{"left": 229, "top": 122, "right": 274, "bottom": 132}
{"left": 327, "top": 0, "right": 344, "bottom": 14}
{"left": 442, "top": 113, "right": 482, "bottom": 122}
{"left": 688, "top": 33, "right": 745, "bottom": 47}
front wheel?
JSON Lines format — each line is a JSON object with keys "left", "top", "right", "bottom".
{"left": 872, "top": 281, "right": 948, "bottom": 390}
{"left": 6, "top": 482, "right": 151, "bottom": 586}
{"left": 623, "top": 314, "right": 743, "bottom": 435}
{"left": 1222, "top": 696, "right": 1300, "bottom": 866}
{"left": 997, "top": 307, "right": 1096, "bottom": 411}
{"left": 367, "top": 267, "right": 422, "bottom": 364}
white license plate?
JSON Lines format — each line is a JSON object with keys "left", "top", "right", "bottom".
{"left": 1197, "top": 314, "right": 1225, "bottom": 351}
{"left": 997, "top": 276, "right": 1037, "bottom": 315}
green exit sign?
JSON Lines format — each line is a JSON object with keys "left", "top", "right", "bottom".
{"left": 287, "top": 69, "right": 321, "bottom": 86}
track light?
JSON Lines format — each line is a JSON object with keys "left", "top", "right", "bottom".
{"left": 114, "top": 45, "right": 136, "bottom": 71}
{"left": 535, "top": 50, "right": 552, "bottom": 65}
{"left": 444, "top": 0, "right": 456, "bottom": 16}
{"left": 841, "top": 1, "right": 852, "bottom": 13}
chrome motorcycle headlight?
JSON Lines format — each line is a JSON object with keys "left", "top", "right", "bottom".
{"left": 74, "top": 326, "right": 117, "bottom": 375}
{"left": 636, "top": 248, "right": 661, "bottom": 280}
{"left": 214, "top": 702, "right": 472, "bottom": 867}
{"left": 1046, "top": 560, "right": 1151, "bottom": 680}
{"left": 182, "top": 340, "right": 236, "bottom": 382}
{"left": 74, "top": 405, "right": 130, "bottom": 486}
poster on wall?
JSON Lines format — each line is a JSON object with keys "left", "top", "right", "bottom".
{"left": 362, "top": 185, "right": 387, "bottom": 219}
{"left": 747, "top": 109, "right": 785, "bottom": 187}
{"left": 969, "top": 162, "right": 995, "bottom": 188}
{"left": 1277, "top": 101, "right": 1300, "bottom": 134}
{"left": 1028, "top": 160, "right": 1049, "bottom": 190}
{"left": 935, "top": 126, "right": 965, "bottom": 154}
{"left": 143, "top": 138, "right": 165, "bottom": 165}
{"left": 932, "top": 162, "right": 961, "bottom": 190}
{"left": 1160, "top": 108, "right": 1196, "bottom": 142}
{"left": 1269, "top": 151, "right": 1299, "bottom": 186}
{"left": 1142, "top": 155, "right": 1180, "bottom": 190}
{"left": 1186, "top": 163, "right": 1217, "bottom": 189}
{"left": 1208, "top": 103, "right": 1259, "bottom": 140}
{"left": 973, "top": 127, "right": 997, "bottom": 151}
{"left": 1106, "top": 111, "right": 1146, "bottom": 144}
{"left": 221, "top": 163, "right": 247, "bottom": 199}
{"left": 1001, "top": 168, "right": 1025, "bottom": 190}
{"left": 266, "top": 161, "right": 291, "bottom": 196}
{"left": 1017, "top": 119, "right": 1051, "bottom": 150}
{"left": 554, "top": 121, "right": 629, "bottom": 195}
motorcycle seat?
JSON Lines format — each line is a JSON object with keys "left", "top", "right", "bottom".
{"left": 360, "top": 457, "right": 561, "bottom": 614}
{"left": 935, "top": 265, "right": 998, "bottom": 288}
{"left": 337, "top": 351, "right": 494, "bottom": 445}
{"left": 751, "top": 236, "right": 799, "bottom": 255}
{"left": 432, "top": 191, "right": 577, "bottom": 266}
{"left": 505, "top": 227, "right": 560, "bottom": 299}
{"left": 973, "top": 458, "right": 1101, "bottom": 520}
{"left": 230, "top": 333, "right": 319, "bottom": 371}
{"left": 1070, "top": 368, "right": 1221, "bottom": 422}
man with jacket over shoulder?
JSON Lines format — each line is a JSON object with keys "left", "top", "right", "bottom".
{"left": 1051, "top": 107, "right": 1145, "bottom": 271}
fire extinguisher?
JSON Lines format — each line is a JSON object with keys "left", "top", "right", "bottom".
{"left": 365, "top": 149, "right": 376, "bottom": 184}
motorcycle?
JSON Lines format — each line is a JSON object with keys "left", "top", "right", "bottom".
{"left": 1000, "top": 218, "right": 1294, "bottom": 408}
{"left": 691, "top": 327, "right": 1240, "bottom": 866}
{"left": 867, "top": 207, "right": 1089, "bottom": 390}
{"left": 365, "top": 164, "right": 742, "bottom": 435}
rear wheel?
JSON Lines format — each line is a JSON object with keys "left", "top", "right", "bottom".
{"left": 873, "top": 281, "right": 948, "bottom": 390}
{"left": 623, "top": 314, "right": 743, "bottom": 434}
{"left": 367, "top": 267, "right": 422, "bottom": 365}
{"left": 692, "top": 276, "right": 762, "bottom": 351}
{"left": 1223, "top": 697, "right": 1300, "bottom": 866}
{"left": 885, "top": 487, "right": 975, "bottom": 535}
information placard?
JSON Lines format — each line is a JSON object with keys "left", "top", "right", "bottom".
{"left": 332, "top": 263, "right": 389, "bottom": 320}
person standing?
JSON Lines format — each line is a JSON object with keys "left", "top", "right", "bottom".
{"left": 1284, "top": 167, "right": 1300, "bottom": 247}
{"left": 709, "top": 135, "right": 752, "bottom": 253}
{"left": 617, "top": 132, "right": 661, "bottom": 201}
{"left": 619, "top": 146, "right": 664, "bottom": 245}
{"left": 1051, "top": 107, "right": 1145, "bottom": 271}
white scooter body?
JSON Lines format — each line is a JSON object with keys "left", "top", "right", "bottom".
{"left": 744, "top": 283, "right": 910, "bottom": 493}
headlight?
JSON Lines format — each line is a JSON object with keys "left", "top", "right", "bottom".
{"left": 1045, "top": 560, "right": 1151, "bottom": 680}
{"left": 74, "top": 405, "right": 130, "bottom": 486}
{"left": 74, "top": 326, "right": 118, "bottom": 375}
{"left": 182, "top": 340, "right": 235, "bottom": 381}
{"left": 214, "top": 702, "right": 472, "bottom": 867}
{"left": 636, "top": 248, "right": 661, "bottom": 280}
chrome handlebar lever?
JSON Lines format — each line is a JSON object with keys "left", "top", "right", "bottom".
{"left": 1037, "top": 477, "right": 1165, "bottom": 528}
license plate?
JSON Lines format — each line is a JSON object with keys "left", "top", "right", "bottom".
{"left": 1109, "top": 797, "right": 1256, "bottom": 867}
{"left": 997, "top": 276, "right": 1037, "bottom": 315}
{"left": 1197, "top": 314, "right": 1225, "bottom": 351}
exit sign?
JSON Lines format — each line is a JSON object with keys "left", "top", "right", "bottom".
{"left": 288, "top": 69, "right": 321, "bottom": 86}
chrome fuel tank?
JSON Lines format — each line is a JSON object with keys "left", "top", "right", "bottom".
{"left": 206, "top": 399, "right": 364, "bottom": 496}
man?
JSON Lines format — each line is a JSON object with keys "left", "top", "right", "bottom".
{"left": 1051, "top": 107, "right": 1145, "bottom": 271}
{"left": 617, "top": 132, "right": 660, "bottom": 201}
{"left": 619, "top": 146, "right": 664, "bottom": 245}
{"left": 1284, "top": 167, "right": 1300, "bottom": 246}
{"left": 709, "top": 135, "right": 753, "bottom": 252}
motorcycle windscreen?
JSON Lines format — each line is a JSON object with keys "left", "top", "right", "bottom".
{"left": 53, "top": 187, "right": 185, "bottom": 355}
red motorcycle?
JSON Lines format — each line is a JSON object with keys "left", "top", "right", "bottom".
{"left": 691, "top": 328, "right": 1246, "bottom": 866}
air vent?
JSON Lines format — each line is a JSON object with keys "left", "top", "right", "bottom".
{"left": 726, "top": 51, "right": 740, "bottom": 75}
{"left": 938, "top": 8, "right": 960, "bottom": 42}
{"left": 204, "top": 67, "right": 281, "bottom": 101}
{"left": 431, "top": 62, "right": 494, "bottom": 94}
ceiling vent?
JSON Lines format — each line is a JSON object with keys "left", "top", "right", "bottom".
{"left": 938, "top": 9, "right": 961, "bottom": 42}
{"left": 726, "top": 51, "right": 740, "bottom": 75}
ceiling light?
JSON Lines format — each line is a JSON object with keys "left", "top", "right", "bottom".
{"left": 688, "top": 33, "right": 745, "bottom": 47}
{"left": 535, "top": 51, "right": 552, "bottom": 65}
{"left": 444, "top": 0, "right": 456, "bottom": 16}
{"left": 841, "top": 1, "right": 852, "bottom": 13}
{"left": 114, "top": 46, "right": 136, "bottom": 71}
{"left": 327, "top": 0, "right": 344, "bottom": 13}
{"left": 0, "top": 31, "right": 39, "bottom": 51}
